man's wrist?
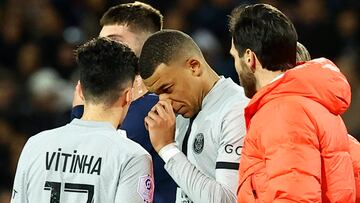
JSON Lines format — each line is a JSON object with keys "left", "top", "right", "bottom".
{"left": 158, "top": 143, "right": 181, "bottom": 163}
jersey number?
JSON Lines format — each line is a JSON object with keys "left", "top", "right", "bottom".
{"left": 44, "top": 181, "right": 94, "bottom": 203}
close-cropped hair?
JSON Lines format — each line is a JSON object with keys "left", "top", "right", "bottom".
{"left": 229, "top": 4, "right": 298, "bottom": 71}
{"left": 76, "top": 37, "right": 138, "bottom": 106}
{"left": 100, "top": 1, "right": 163, "bottom": 33}
{"left": 138, "top": 29, "right": 202, "bottom": 79}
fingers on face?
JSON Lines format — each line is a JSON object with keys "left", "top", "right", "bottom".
{"left": 150, "top": 101, "right": 173, "bottom": 117}
{"left": 146, "top": 100, "right": 175, "bottom": 129}
{"left": 157, "top": 100, "right": 175, "bottom": 116}
{"left": 147, "top": 110, "right": 160, "bottom": 121}
{"left": 154, "top": 104, "right": 168, "bottom": 118}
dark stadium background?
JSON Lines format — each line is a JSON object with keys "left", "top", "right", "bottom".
{"left": 0, "top": 0, "right": 359, "bottom": 201}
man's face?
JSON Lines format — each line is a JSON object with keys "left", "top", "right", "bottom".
{"left": 99, "top": 24, "right": 144, "bottom": 56}
{"left": 230, "top": 40, "right": 257, "bottom": 98}
{"left": 143, "top": 62, "right": 202, "bottom": 118}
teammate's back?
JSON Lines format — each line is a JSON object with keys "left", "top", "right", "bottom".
{"left": 12, "top": 119, "right": 152, "bottom": 203}
{"left": 11, "top": 38, "right": 154, "bottom": 203}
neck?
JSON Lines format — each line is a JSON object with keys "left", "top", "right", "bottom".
{"left": 132, "top": 75, "right": 148, "bottom": 101}
{"left": 81, "top": 103, "right": 123, "bottom": 128}
{"left": 203, "top": 64, "right": 220, "bottom": 97}
{"left": 256, "top": 69, "right": 284, "bottom": 90}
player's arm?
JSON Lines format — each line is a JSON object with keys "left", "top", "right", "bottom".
{"left": 146, "top": 101, "right": 245, "bottom": 202}
{"left": 215, "top": 102, "right": 246, "bottom": 196}
{"left": 166, "top": 104, "right": 245, "bottom": 202}
{"left": 164, "top": 152, "right": 236, "bottom": 202}
{"left": 11, "top": 138, "right": 33, "bottom": 203}
{"left": 260, "top": 102, "right": 322, "bottom": 202}
{"left": 115, "top": 154, "right": 154, "bottom": 203}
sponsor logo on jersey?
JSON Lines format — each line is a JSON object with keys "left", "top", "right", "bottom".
{"left": 137, "top": 174, "right": 154, "bottom": 203}
{"left": 224, "top": 144, "right": 242, "bottom": 155}
{"left": 193, "top": 133, "right": 204, "bottom": 154}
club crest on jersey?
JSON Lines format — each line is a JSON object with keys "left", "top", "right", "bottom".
{"left": 193, "top": 133, "right": 204, "bottom": 154}
{"left": 137, "top": 174, "right": 154, "bottom": 203}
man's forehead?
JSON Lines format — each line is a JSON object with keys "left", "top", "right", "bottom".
{"left": 143, "top": 64, "right": 169, "bottom": 91}
{"left": 100, "top": 24, "right": 132, "bottom": 37}
{"left": 100, "top": 24, "right": 149, "bottom": 36}
{"left": 99, "top": 24, "right": 143, "bottom": 55}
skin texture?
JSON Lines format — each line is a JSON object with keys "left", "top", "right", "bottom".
{"left": 99, "top": 24, "right": 148, "bottom": 57}
{"left": 143, "top": 62, "right": 203, "bottom": 118}
{"left": 230, "top": 43, "right": 257, "bottom": 98}
{"left": 229, "top": 40, "right": 283, "bottom": 98}
{"left": 99, "top": 24, "right": 150, "bottom": 101}
{"left": 73, "top": 24, "right": 150, "bottom": 106}
{"left": 144, "top": 100, "right": 176, "bottom": 152}
{"left": 143, "top": 53, "right": 219, "bottom": 152}
{"left": 81, "top": 84, "right": 132, "bottom": 128}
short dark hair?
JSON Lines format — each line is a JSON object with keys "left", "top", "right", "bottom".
{"left": 100, "top": 1, "right": 163, "bottom": 33}
{"left": 139, "top": 29, "right": 202, "bottom": 79}
{"left": 76, "top": 37, "right": 137, "bottom": 106}
{"left": 229, "top": 4, "right": 298, "bottom": 71}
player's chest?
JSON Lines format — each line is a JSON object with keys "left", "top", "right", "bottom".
{"left": 175, "top": 118, "right": 219, "bottom": 165}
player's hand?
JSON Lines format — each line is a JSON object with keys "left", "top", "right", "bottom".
{"left": 72, "top": 81, "right": 84, "bottom": 107}
{"left": 145, "top": 100, "right": 176, "bottom": 152}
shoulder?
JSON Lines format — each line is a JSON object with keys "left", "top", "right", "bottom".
{"left": 109, "top": 132, "right": 150, "bottom": 157}
{"left": 27, "top": 125, "right": 69, "bottom": 146}
{"left": 247, "top": 97, "right": 319, "bottom": 148}
{"left": 259, "top": 96, "right": 311, "bottom": 117}
{"left": 251, "top": 96, "right": 316, "bottom": 134}
{"left": 124, "top": 93, "right": 158, "bottom": 122}
{"left": 131, "top": 92, "right": 158, "bottom": 107}
{"left": 254, "top": 96, "right": 306, "bottom": 122}
{"left": 219, "top": 78, "right": 249, "bottom": 109}
{"left": 143, "top": 92, "right": 158, "bottom": 101}
{"left": 18, "top": 125, "right": 70, "bottom": 162}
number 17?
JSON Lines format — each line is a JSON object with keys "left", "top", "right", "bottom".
{"left": 44, "top": 181, "right": 94, "bottom": 203}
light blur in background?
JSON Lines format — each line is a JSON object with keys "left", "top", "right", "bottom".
{"left": 0, "top": 0, "right": 359, "bottom": 202}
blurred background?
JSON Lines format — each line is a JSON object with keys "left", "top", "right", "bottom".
{"left": 0, "top": 0, "right": 359, "bottom": 201}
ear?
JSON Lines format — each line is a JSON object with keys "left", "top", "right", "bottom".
{"left": 119, "top": 87, "right": 132, "bottom": 108}
{"left": 244, "top": 49, "right": 256, "bottom": 73}
{"left": 77, "top": 81, "right": 85, "bottom": 101}
{"left": 186, "top": 58, "right": 202, "bottom": 77}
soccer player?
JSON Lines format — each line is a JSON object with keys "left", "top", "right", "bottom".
{"left": 138, "top": 29, "right": 249, "bottom": 202}
{"left": 11, "top": 38, "right": 154, "bottom": 203}
{"left": 71, "top": 2, "right": 178, "bottom": 202}
{"left": 229, "top": 4, "right": 355, "bottom": 202}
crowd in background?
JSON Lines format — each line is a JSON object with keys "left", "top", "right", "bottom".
{"left": 0, "top": 0, "right": 359, "bottom": 202}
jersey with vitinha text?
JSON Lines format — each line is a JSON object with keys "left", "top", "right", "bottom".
{"left": 11, "top": 119, "right": 154, "bottom": 203}
{"left": 166, "top": 76, "right": 249, "bottom": 203}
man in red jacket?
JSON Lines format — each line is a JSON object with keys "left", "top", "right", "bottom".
{"left": 229, "top": 4, "right": 356, "bottom": 202}
{"left": 297, "top": 41, "right": 360, "bottom": 203}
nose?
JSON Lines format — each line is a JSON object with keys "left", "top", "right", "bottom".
{"left": 159, "top": 94, "right": 175, "bottom": 108}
